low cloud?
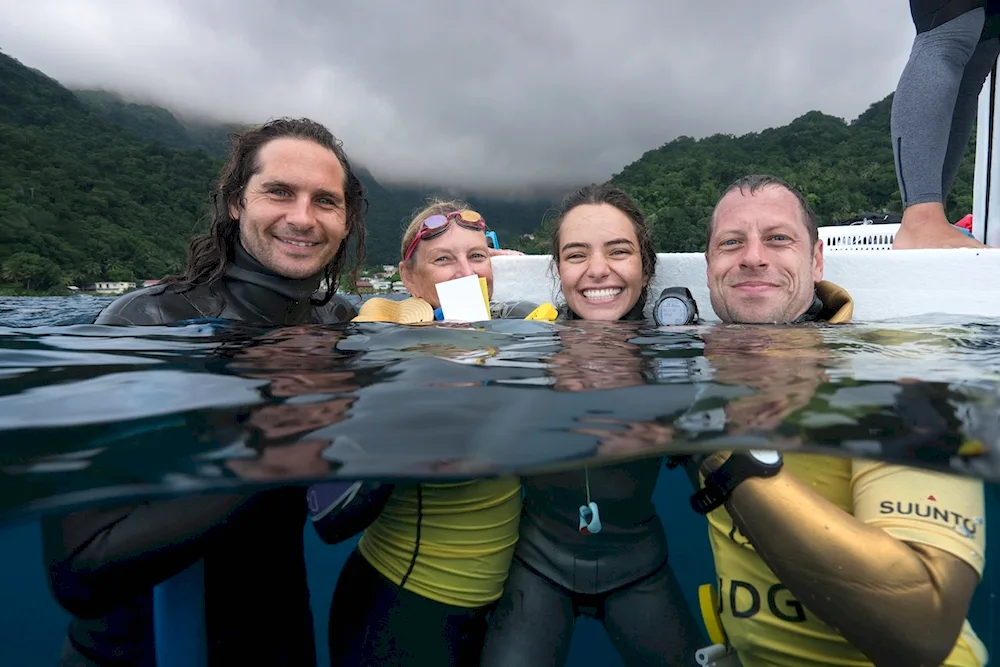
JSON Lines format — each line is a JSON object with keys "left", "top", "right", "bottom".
{"left": 0, "top": 0, "right": 916, "bottom": 192}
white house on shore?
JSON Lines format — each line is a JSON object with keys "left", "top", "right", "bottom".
{"left": 83, "top": 281, "right": 136, "bottom": 295}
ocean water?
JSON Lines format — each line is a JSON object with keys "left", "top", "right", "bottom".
{"left": 0, "top": 296, "right": 996, "bottom": 666}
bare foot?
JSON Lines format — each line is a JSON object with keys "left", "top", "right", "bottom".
{"left": 892, "top": 222, "right": 986, "bottom": 249}
{"left": 892, "top": 202, "right": 987, "bottom": 249}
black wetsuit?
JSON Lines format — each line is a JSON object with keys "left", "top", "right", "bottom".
{"left": 43, "top": 242, "right": 357, "bottom": 667}
{"left": 480, "top": 306, "right": 704, "bottom": 667}
{"left": 908, "top": 0, "right": 1000, "bottom": 36}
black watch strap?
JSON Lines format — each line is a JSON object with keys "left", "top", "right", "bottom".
{"left": 690, "top": 474, "right": 729, "bottom": 515}
{"left": 689, "top": 451, "right": 783, "bottom": 515}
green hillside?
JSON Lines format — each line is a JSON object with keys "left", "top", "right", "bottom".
{"left": 72, "top": 89, "right": 241, "bottom": 157}
{"left": 73, "top": 88, "right": 559, "bottom": 268}
{"left": 0, "top": 51, "right": 218, "bottom": 293}
{"left": 0, "top": 47, "right": 981, "bottom": 294}
{"left": 514, "top": 96, "right": 976, "bottom": 254}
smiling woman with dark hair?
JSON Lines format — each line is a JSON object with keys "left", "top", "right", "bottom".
{"left": 480, "top": 184, "right": 704, "bottom": 667}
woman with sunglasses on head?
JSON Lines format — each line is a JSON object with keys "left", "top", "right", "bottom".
{"left": 480, "top": 184, "right": 703, "bottom": 667}
{"left": 394, "top": 201, "right": 530, "bottom": 319}
{"left": 343, "top": 201, "right": 531, "bottom": 323}
{"left": 315, "top": 200, "right": 539, "bottom": 667}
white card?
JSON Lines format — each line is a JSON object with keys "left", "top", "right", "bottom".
{"left": 436, "top": 274, "right": 490, "bottom": 322}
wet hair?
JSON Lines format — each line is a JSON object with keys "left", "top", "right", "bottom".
{"left": 707, "top": 174, "right": 818, "bottom": 251}
{"left": 163, "top": 117, "right": 368, "bottom": 304}
{"left": 549, "top": 183, "right": 657, "bottom": 304}
{"left": 399, "top": 198, "right": 475, "bottom": 263}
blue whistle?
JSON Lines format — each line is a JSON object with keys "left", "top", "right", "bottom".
{"left": 578, "top": 502, "right": 602, "bottom": 535}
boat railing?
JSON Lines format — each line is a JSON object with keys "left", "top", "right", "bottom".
{"left": 819, "top": 224, "right": 899, "bottom": 251}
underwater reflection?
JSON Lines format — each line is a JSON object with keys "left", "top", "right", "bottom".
{"left": 552, "top": 322, "right": 679, "bottom": 458}
{"left": 0, "top": 317, "right": 999, "bottom": 521}
{"left": 220, "top": 326, "right": 360, "bottom": 482}
{"left": 553, "top": 323, "right": 830, "bottom": 462}
{"left": 702, "top": 325, "right": 827, "bottom": 437}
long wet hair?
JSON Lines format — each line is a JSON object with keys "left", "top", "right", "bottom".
{"left": 548, "top": 183, "right": 657, "bottom": 315}
{"left": 163, "top": 117, "right": 368, "bottom": 304}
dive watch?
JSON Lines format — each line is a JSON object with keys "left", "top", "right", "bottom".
{"left": 653, "top": 287, "right": 700, "bottom": 326}
{"left": 690, "top": 450, "right": 784, "bottom": 515}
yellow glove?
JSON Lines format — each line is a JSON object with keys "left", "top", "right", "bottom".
{"left": 524, "top": 302, "right": 559, "bottom": 321}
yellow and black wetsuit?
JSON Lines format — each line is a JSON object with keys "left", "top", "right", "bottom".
{"left": 704, "top": 456, "right": 988, "bottom": 667}
{"left": 314, "top": 296, "right": 534, "bottom": 667}
{"left": 325, "top": 479, "right": 522, "bottom": 666}
{"left": 696, "top": 282, "right": 989, "bottom": 666}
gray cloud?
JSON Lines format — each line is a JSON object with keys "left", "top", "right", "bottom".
{"left": 0, "top": 0, "right": 915, "bottom": 192}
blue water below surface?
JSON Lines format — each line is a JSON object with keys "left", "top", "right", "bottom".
{"left": 0, "top": 470, "right": 718, "bottom": 667}
{"left": 0, "top": 296, "right": 997, "bottom": 666}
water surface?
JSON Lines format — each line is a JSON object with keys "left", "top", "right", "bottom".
{"left": 0, "top": 296, "right": 996, "bottom": 666}
{"left": 0, "top": 297, "right": 998, "bottom": 520}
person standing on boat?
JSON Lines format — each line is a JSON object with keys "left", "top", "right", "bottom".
{"left": 42, "top": 117, "right": 367, "bottom": 667}
{"left": 479, "top": 184, "right": 704, "bottom": 667}
{"left": 692, "top": 174, "right": 988, "bottom": 666}
{"left": 891, "top": 0, "right": 1000, "bottom": 249}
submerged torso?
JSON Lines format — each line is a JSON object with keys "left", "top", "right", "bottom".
{"left": 707, "top": 453, "right": 987, "bottom": 667}
{"left": 516, "top": 457, "right": 669, "bottom": 594}
{"left": 359, "top": 477, "right": 523, "bottom": 608}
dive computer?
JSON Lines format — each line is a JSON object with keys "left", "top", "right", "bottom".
{"left": 690, "top": 450, "right": 784, "bottom": 515}
{"left": 653, "top": 287, "right": 700, "bottom": 326}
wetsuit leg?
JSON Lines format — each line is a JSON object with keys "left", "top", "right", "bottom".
{"left": 942, "top": 35, "right": 1000, "bottom": 198}
{"left": 600, "top": 558, "right": 704, "bottom": 667}
{"left": 327, "top": 548, "right": 491, "bottom": 667}
{"left": 892, "top": 5, "right": 986, "bottom": 207}
{"left": 479, "top": 557, "right": 576, "bottom": 667}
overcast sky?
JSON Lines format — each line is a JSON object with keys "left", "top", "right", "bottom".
{"left": 0, "top": 0, "right": 916, "bottom": 193}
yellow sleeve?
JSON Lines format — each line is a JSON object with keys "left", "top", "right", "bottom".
{"left": 851, "top": 460, "right": 986, "bottom": 578}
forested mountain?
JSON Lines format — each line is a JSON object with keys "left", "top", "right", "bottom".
{"left": 512, "top": 97, "right": 976, "bottom": 254}
{"left": 0, "top": 51, "right": 218, "bottom": 293}
{"left": 73, "top": 88, "right": 560, "bottom": 269}
{"left": 0, "top": 49, "right": 557, "bottom": 294}
{"left": 73, "top": 89, "right": 241, "bottom": 157}
{"left": 0, "top": 47, "right": 979, "bottom": 293}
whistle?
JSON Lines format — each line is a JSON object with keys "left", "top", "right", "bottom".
{"left": 578, "top": 501, "right": 602, "bottom": 535}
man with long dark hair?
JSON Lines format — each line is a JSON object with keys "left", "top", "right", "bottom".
{"left": 94, "top": 116, "right": 366, "bottom": 325}
{"left": 43, "top": 117, "right": 368, "bottom": 666}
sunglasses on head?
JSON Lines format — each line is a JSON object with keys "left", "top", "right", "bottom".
{"left": 403, "top": 210, "right": 488, "bottom": 261}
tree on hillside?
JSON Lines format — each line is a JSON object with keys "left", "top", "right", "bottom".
{"left": 609, "top": 96, "right": 975, "bottom": 253}
{"left": 2, "top": 251, "right": 62, "bottom": 290}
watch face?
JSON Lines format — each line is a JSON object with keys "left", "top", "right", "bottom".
{"left": 749, "top": 449, "right": 781, "bottom": 465}
{"left": 656, "top": 297, "right": 690, "bottom": 326}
